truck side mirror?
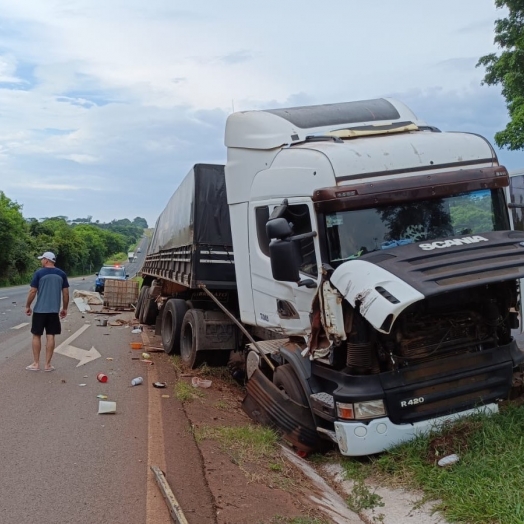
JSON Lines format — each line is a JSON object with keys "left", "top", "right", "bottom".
{"left": 269, "top": 239, "right": 300, "bottom": 282}
{"left": 266, "top": 217, "right": 293, "bottom": 240}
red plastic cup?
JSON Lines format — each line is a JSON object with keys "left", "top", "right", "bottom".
{"left": 97, "top": 373, "right": 108, "bottom": 383}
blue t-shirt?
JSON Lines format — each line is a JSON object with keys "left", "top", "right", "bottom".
{"left": 30, "top": 267, "right": 69, "bottom": 313}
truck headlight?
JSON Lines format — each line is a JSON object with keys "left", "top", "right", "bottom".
{"left": 336, "top": 400, "right": 386, "bottom": 420}
{"left": 354, "top": 400, "right": 386, "bottom": 420}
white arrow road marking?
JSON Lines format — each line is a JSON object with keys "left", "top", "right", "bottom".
{"left": 54, "top": 324, "right": 101, "bottom": 367}
{"left": 11, "top": 323, "right": 29, "bottom": 330}
{"left": 0, "top": 296, "right": 8, "bottom": 300}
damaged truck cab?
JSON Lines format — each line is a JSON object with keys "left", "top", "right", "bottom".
{"left": 226, "top": 98, "right": 524, "bottom": 456}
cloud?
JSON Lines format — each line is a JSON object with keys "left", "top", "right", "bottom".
{"left": 0, "top": 0, "right": 519, "bottom": 227}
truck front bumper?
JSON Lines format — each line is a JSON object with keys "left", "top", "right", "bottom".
{"left": 334, "top": 403, "right": 498, "bottom": 456}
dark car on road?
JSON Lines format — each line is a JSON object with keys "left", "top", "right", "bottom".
{"left": 95, "top": 265, "right": 128, "bottom": 293}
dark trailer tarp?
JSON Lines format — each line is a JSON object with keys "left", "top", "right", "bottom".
{"left": 142, "top": 164, "right": 236, "bottom": 289}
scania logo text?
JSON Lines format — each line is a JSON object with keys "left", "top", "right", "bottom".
{"left": 419, "top": 235, "right": 488, "bottom": 251}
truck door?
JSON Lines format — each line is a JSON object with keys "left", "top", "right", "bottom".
{"left": 248, "top": 199, "right": 320, "bottom": 335}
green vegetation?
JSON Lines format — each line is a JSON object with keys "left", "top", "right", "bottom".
{"left": 0, "top": 190, "right": 148, "bottom": 285}
{"left": 195, "top": 424, "right": 279, "bottom": 462}
{"left": 174, "top": 380, "right": 204, "bottom": 402}
{"left": 477, "top": 0, "right": 524, "bottom": 150}
{"left": 342, "top": 405, "right": 524, "bottom": 523}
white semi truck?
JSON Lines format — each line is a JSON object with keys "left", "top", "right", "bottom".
{"left": 138, "top": 98, "right": 524, "bottom": 456}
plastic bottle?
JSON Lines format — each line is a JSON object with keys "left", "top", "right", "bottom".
{"left": 131, "top": 376, "right": 144, "bottom": 386}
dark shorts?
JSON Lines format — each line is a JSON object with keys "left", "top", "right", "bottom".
{"left": 31, "top": 312, "right": 61, "bottom": 336}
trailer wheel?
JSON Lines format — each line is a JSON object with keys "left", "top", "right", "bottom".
{"left": 141, "top": 297, "right": 158, "bottom": 325}
{"left": 273, "top": 364, "right": 308, "bottom": 406}
{"left": 137, "top": 285, "right": 150, "bottom": 322}
{"left": 135, "top": 286, "right": 147, "bottom": 319}
{"left": 161, "top": 299, "right": 188, "bottom": 355}
{"left": 180, "top": 309, "right": 206, "bottom": 369}
{"left": 139, "top": 289, "right": 158, "bottom": 326}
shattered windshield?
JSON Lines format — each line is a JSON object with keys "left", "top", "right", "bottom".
{"left": 325, "top": 188, "right": 509, "bottom": 267}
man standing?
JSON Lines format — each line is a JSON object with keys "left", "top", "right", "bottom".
{"left": 25, "top": 251, "right": 69, "bottom": 371}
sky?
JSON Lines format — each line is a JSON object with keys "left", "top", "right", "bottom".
{"left": 0, "top": 0, "right": 522, "bottom": 227}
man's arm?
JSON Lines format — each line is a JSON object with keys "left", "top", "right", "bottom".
{"left": 26, "top": 287, "right": 37, "bottom": 316}
{"left": 60, "top": 287, "right": 69, "bottom": 319}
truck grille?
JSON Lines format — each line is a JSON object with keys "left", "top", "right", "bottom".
{"left": 381, "top": 348, "right": 513, "bottom": 424}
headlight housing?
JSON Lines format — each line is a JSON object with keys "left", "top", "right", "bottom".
{"left": 336, "top": 399, "right": 386, "bottom": 420}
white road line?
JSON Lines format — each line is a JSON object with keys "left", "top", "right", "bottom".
{"left": 11, "top": 322, "right": 29, "bottom": 330}
{"left": 0, "top": 297, "right": 8, "bottom": 300}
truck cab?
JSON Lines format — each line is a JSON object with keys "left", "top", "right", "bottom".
{"left": 226, "top": 98, "right": 524, "bottom": 455}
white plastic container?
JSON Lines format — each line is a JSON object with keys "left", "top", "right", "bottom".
{"left": 131, "top": 376, "right": 144, "bottom": 386}
{"left": 98, "top": 401, "right": 117, "bottom": 414}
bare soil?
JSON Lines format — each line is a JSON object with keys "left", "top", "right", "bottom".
{"left": 145, "top": 326, "right": 332, "bottom": 524}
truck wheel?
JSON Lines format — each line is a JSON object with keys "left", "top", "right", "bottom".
{"left": 273, "top": 364, "right": 308, "bottom": 406}
{"left": 141, "top": 297, "right": 158, "bottom": 325}
{"left": 161, "top": 299, "right": 188, "bottom": 355}
{"left": 139, "top": 287, "right": 158, "bottom": 325}
{"left": 135, "top": 286, "right": 147, "bottom": 319}
{"left": 180, "top": 309, "right": 206, "bottom": 369}
{"left": 138, "top": 286, "right": 150, "bottom": 322}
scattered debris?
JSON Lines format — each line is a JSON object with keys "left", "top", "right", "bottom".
{"left": 72, "top": 290, "right": 103, "bottom": 313}
{"left": 109, "top": 319, "right": 128, "bottom": 327}
{"left": 130, "top": 342, "right": 143, "bottom": 350}
{"left": 131, "top": 377, "right": 144, "bottom": 386}
{"left": 161, "top": 395, "right": 170, "bottom": 398}
{"left": 96, "top": 394, "right": 108, "bottom": 400}
{"left": 153, "top": 382, "right": 167, "bottom": 388}
{"left": 97, "top": 373, "right": 108, "bottom": 383}
{"left": 438, "top": 454, "right": 460, "bottom": 467}
{"left": 106, "top": 357, "right": 113, "bottom": 361}
{"left": 192, "top": 377, "right": 212, "bottom": 389}
{"left": 141, "top": 352, "right": 151, "bottom": 359}
{"left": 141, "top": 360, "right": 154, "bottom": 365}
{"left": 98, "top": 400, "right": 117, "bottom": 414}
{"left": 79, "top": 384, "right": 87, "bottom": 387}
{"left": 131, "top": 328, "right": 142, "bottom": 334}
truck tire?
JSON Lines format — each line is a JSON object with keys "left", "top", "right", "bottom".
{"left": 273, "top": 364, "right": 309, "bottom": 406}
{"left": 135, "top": 286, "right": 147, "bottom": 319}
{"left": 137, "top": 285, "right": 150, "bottom": 322}
{"left": 180, "top": 309, "right": 207, "bottom": 369}
{"left": 161, "top": 299, "right": 188, "bottom": 355}
{"left": 139, "top": 287, "right": 158, "bottom": 326}
{"left": 141, "top": 297, "right": 158, "bottom": 325}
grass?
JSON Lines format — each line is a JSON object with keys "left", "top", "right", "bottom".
{"left": 194, "top": 424, "right": 297, "bottom": 488}
{"left": 341, "top": 404, "right": 524, "bottom": 524}
{"left": 195, "top": 424, "right": 278, "bottom": 463}
{"left": 174, "top": 380, "right": 204, "bottom": 402}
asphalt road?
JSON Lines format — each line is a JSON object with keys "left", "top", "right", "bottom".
{"left": 0, "top": 239, "right": 169, "bottom": 524}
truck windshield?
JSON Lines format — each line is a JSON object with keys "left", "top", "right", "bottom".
{"left": 325, "top": 188, "right": 509, "bottom": 267}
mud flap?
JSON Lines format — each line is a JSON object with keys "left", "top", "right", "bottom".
{"left": 242, "top": 368, "right": 322, "bottom": 453}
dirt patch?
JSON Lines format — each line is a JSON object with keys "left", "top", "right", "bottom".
{"left": 146, "top": 327, "right": 332, "bottom": 524}
{"left": 425, "top": 420, "right": 482, "bottom": 465}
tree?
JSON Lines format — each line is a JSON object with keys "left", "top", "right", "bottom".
{"left": 0, "top": 192, "right": 33, "bottom": 282}
{"left": 132, "top": 217, "right": 148, "bottom": 228}
{"left": 477, "top": 0, "right": 524, "bottom": 150}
